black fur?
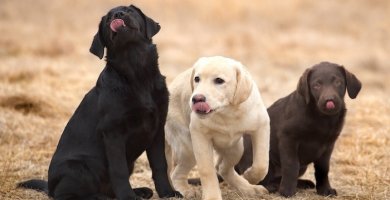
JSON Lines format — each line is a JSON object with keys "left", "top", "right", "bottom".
{"left": 236, "top": 62, "right": 361, "bottom": 197}
{"left": 18, "top": 5, "right": 181, "bottom": 200}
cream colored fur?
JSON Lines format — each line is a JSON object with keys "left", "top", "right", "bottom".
{"left": 165, "top": 56, "right": 270, "bottom": 200}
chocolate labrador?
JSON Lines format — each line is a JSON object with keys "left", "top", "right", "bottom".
{"left": 18, "top": 5, "right": 182, "bottom": 200}
{"left": 235, "top": 62, "right": 362, "bottom": 197}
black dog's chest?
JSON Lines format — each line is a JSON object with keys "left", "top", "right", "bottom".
{"left": 122, "top": 101, "right": 160, "bottom": 156}
{"left": 125, "top": 104, "right": 159, "bottom": 133}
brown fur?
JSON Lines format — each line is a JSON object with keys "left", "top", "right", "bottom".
{"left": 236, "top": 62, "right": 362, "bottom": 197}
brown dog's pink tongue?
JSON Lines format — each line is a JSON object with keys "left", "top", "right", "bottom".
{"left": 110, "top": 19, "right": 125, "bottom": 32}
{"left": 192, "top": 102, "right": 211, "bottom": 113}
{"left": 326, "top": 101, "right": 335, "bottom": 110}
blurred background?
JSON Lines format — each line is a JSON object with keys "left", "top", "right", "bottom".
{"left": 0, "top": 0, "right": 389, "bottom": 199}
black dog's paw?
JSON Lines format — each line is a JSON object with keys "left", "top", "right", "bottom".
{"left": 297, "top": 179, "right": 315, "bottom": 189}
{"left": 187, "top": 178, "right": 201, "bottom": 186}
{"left": 159, "top": 190, "right": 183, "bottom": 198}
{"left": 188, "top": 174, "right": 223, "bottom": 186}
{"left": 279, "top": 187, "right": 296, "bottom": 198}
{"left": 317, "top": 187, "right": 337, "bottom": 197}
{"left": 134, "top": 187, "right": 153, "bottom": 199}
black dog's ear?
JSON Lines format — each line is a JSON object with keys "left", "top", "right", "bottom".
{"left": 144, "top": 15, "right": 161, "bottom": 39}
{"left": 130, "top": 5, "right": 161, "bottom": 39}
{"left": 89, "top": 17, "right": 106, "bottom": 59}
{"left": 297, "top": 68, "right": 312, "bottom": 104}
{"left": 340, "top": 66, "right": 362, "bottom": 99}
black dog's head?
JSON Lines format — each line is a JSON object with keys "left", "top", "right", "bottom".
{"left": 89, "top": 5, "right": 161, "bottom": 59}
{"left": 297, "top": 62, "right": 362, "bottom": 115}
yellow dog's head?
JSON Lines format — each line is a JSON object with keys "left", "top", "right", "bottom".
{"left": 189, "top": 56, "right": 253, "bottom": 116}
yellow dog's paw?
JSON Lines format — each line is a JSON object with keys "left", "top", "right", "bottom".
{"left": 242, "top": 166, "right": 267, "bottom": 184}
{"left": 239, "top": 184, "right": 269, "bottom": 197}
{"left": 180, "top": 187, "right": 200, "bottom": 199}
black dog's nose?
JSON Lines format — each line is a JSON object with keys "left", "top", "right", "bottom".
{"left": 114, "top": 11, "right": 125, "bottom": 18}
{"left": 192, "top": 94, "right": 206, "bottom": 103}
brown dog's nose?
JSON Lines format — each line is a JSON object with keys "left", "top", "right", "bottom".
{"left": 192, "top": 94, "right": 206, "bottom": 104}
{"left": 114, "top": 11, "right": 125, "bottom": 18}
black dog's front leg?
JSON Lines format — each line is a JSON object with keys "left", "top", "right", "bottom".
{"left": 314, "top": 144, "right": 337, "bottom": 196}
{"left": 278, "top": 137, "right": 300, "bottom": 197}
{"left": 146, "top": 126, "right": 182, "bottom": 198}
{"left": 103, "top": 131, "right": 139, "bottom": 200}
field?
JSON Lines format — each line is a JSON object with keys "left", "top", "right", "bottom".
{"left": 0, "top": 0, "right": 389, "bottom": 199}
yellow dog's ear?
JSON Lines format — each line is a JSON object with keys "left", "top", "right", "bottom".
{"left": 190, "top": 57, "right": 207, "bottom": 92}
{"left": 190, "top": 68, "right": 195, "bottom": 92}
{"left": 232, "top": 65, "right": 253, "bottom": 105}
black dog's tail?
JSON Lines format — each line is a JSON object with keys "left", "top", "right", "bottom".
{"left": 17, "top": 179, "right": 49, "bottom": 194}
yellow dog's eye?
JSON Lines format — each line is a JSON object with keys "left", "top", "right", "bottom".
{"left": 214, "top": 78, "right": 225, "bottom": 84}
{"left": 194, "top": 76, "right": 200, "bottom": 83}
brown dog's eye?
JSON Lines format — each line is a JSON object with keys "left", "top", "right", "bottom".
{"left": 313, "top": 83, "right": 321, "bottom": 90}
{"left": 194, "top": 76, "right": 200, "bottom": 83}
{"left": 214, "top": 78, "right": 225, "bottom": 85}
{"left": 334, "top": 80, "right": 342, "bottom": 87}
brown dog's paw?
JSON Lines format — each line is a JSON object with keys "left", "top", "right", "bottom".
{"left": 279, "top": 187, "right": 296, "bottom": 198}
{"left": 317, "top": 187, "right": 337, "bottom": 197}
{"left": 264, "top": 183, "right": 279, "bottom": 193}
{"left": 297, "top": 179, "right": 315, "bottom": 189}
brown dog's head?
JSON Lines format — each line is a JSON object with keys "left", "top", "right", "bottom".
{"left": 89, "top": 5, "right": 161, "bottom": 59}
{"left": 297, "top": 62, "right": 362, "bottom": 115}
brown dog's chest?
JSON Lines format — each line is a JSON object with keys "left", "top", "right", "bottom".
{"left": 296, "top": 139, "right": 332, "bottom": 165}
{"left": 293, "top": 120, "right": 342, "bottom": 165}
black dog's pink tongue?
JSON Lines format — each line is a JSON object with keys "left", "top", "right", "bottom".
{"left": 326, "top": 101, "right": 335, "bottom": 110}
{"left": 110, "top": 19, "right": 125, "bottom": 32}
{"left": 192, "top": 102, "right": 211, "bottom": 114}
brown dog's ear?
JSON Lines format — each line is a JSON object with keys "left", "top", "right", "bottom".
{"left": 232, "top": 66, "right": 253, "bottom": 105}
{"left": 130, "top": 5, "right": 161, "bottom": 39}
{"left": 297, "top": 68, "right": 312, "bottom": 104}
{"left": 89, "top": 17, "right": 106, "bottom": 59}
{"left": 340, "top": 66, "right": 362, "bottom": 99}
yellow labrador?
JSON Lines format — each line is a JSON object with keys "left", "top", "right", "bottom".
{"left": 165, "top": 56, "right": 270, "bottom": 200}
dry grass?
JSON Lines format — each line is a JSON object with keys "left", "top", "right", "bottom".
{"left": 0, "top": 0, "right": 389, "bottom": 199}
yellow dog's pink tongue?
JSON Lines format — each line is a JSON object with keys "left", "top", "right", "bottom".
{"left": 110, "top": 19, "right": 125, "bottom": 32}
{"left": 192, "top": 102, "right": 211, "bottom": 114}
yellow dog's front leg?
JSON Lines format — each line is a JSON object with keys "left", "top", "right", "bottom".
{"left": 190, "top": 125, "right": 222, "bottom": 200}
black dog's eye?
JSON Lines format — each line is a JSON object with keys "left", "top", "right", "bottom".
{"left": 194, "top": 76, "right": 200, "bottom": 83}
{"left": 214, "top": 78, "right": 225, "bottom": 85}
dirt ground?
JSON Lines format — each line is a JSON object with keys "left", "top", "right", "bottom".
{"left": 0, "top": 0, "right": 389, "bottom": 199}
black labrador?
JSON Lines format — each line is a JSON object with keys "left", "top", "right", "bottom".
{"left": 235, "top": 62, "right": 362, "bottom": 197}
{"left": 18, "top": 5, "right": 182, "bottom": 200}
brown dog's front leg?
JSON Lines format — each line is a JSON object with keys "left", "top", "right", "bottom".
{"left": 314, "top": 144, "right": 337, "bottom": 196}
{"left": 278, "top": 137, "right": 300, "bottom": 197}
{"left": 103, "top": 131, "right": 138, "bottom": 200}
